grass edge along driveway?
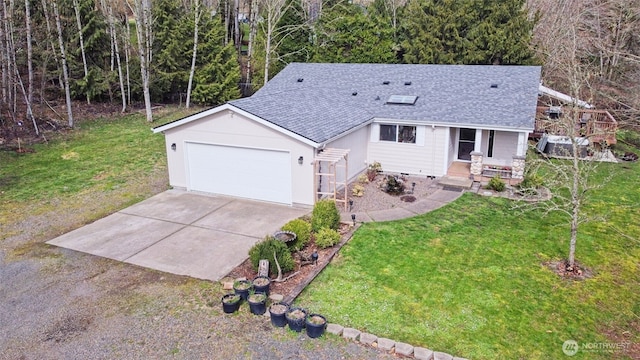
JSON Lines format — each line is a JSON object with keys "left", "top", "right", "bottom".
{"left": 297, "top": 161, "right": 640, "bottom": 360}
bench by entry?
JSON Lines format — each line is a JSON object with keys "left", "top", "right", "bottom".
{"left": 482, "top": 166, "right": 512, "bottom": 179}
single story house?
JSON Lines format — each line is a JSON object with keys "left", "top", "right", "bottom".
{"left": 153, "top": 63, "right": 541, "bottom": 206}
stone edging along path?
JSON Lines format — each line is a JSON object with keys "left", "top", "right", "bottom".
{"left": 326, "top": 324, "right": 468, "bottom": 360}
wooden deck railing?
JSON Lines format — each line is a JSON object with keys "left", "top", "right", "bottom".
{"left": 534, "top": 107, "right": 617, "bottom": 145}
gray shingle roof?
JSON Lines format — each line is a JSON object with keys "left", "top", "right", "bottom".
{"left": 230, "top": 63, "right": 541, "bottom": 144}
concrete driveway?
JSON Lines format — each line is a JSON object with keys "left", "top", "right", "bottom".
{"left": 47, "top": 190, "right": 309, "bottom": 281}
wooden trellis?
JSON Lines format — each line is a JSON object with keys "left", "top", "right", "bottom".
{"left": 313, "top": 148, "right": 350, "bottom": 211}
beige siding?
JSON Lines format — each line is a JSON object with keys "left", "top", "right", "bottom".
{"left": 368, "top": 125, "right": 448, "bottom": 176}
{"left": 482, "top": 130, "right": 518, "bottom": 166}
{"left": 326, "top": 126, "right": 369, "bottom": 181}
{"left": 163, "top": 110, "right": 315, "bottom": 205}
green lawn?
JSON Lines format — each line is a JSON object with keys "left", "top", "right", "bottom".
{"left": 296, "top": 161, "right": 640, "bottom": 359}
{"left": 0, "top": 107, "right": 201, "bottom": 240}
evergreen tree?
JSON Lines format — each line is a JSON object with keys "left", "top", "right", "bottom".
{"left": 191, "top": 16, "right": 241, "bottom": 105}
{"left": 400, "top": 0, "right": 538, "bottom": 65}
{"left": 312, "top": 2, "right": 397, "bottom": 63}
{"left": 58, "top": 0, "right": 111, "bottom": 102}
{"left": 151, "top": 0, "right": 191, "bottom": 102}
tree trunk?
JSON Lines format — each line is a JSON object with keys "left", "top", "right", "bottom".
{"left": 52, "top": 0, "right": 74, "bottom": 127}
{"left": 41, "top": 0, "right": 62, "bottom": 91}
{"left": 264, "top": 26, "right": 271, "bottom": 86}
{"left": 245, "top": 0, "right": 258, "bottom": 93}
{"left": 103, "top": 0, "right": 126, "bottom": 112}
{"left": 3, "top": 0, "right": 14, "bottom": 110}
{"left": 20, "top": 0, "right": 37, "bottom": 134}
{"left": 223, "top": 0, "right": 229, "bottom": 45}
{"left": 124, "top": 15, "right": 131, "bottom": 105}
{"left": 129, "top": 0, "right": 153, "bottom": 122}
{"left": 185, "top": 0, "right": 201, "bottom": 109}
{"left": 568, "top": 125, "right": 581, "bottom": 268}
{"left": 233, "top": 0, "right": 240, "bottom": 53}
{"left": 24, "top": 0, "right": 34, "bottom": 120}
{"left": 73, "top": 0, "right": 90, "bottom": 104}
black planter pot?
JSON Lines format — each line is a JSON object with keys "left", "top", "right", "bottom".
{"left": 247, "top": 293, "right": 267, "bottom": 315}
{"left": 305, "top": 314, "right": 327, "bottom": 338}
{"left": 253, "top": 276, "right": 271, "bottom": 295}
{"left": 233, "top": 280, "right": 253, "bottom": 301}
{"left": 269, "top": 303, "right": 289, "bottom": 327}
{"left": 221, "top": 294, "right": 241, "bottom": 314}
{"left": 285, "top": 307, "right": 307, "bottom": 332}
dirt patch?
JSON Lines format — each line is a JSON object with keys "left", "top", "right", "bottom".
{"left": 43, "top": 314, "right": 93, "bottom": 343}
{"left": 599, "top": 320, "right": 640, "bottom": 359}
{"left": 544, "top": 260, "right": 594, "bottom": 280}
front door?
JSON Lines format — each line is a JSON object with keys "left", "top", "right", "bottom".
{"left": 457, "top": 128, "right": 476, "bottom": 161}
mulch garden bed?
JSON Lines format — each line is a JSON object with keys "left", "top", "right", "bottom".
{"left": 224, "top": 223, "right": 358, "bottom": 303}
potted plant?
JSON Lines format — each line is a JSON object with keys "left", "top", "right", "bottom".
{"left": 305, "top": 314, "right": 327, "bottom": 338}
{"left": 221, "top": 293, "right": 241, "bottom": 314}
{"left": 253, "top": 275, "right": 271, "bottom": 295}
{"left": 233, "top": 279, "right": 253, "bottom": 301}
{"left": 268, "top": 303, "right": 289, "bottom": 327}
{"left": 247, "top": 292, "right": 268, "bottom": 315}
{"left": 285, "top": 307, "right": 307, "bottom": 332}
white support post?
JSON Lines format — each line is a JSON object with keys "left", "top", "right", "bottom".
{"left": 474, "top": 128, "right": 483, "bottom": 153}
{"left": 517, "top": 132, "right": 527, "bottom": 156}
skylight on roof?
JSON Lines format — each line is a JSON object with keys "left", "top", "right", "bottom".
{"left": 386, "top": 95, "right": 418, "bottom": 105}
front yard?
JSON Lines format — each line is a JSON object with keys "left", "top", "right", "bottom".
{"left": 296, "top": 161, "right": 640, "bottom": 359}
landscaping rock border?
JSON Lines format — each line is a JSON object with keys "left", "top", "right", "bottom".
{"left": 323, "top": 321, "right": 468, "bottom": 360}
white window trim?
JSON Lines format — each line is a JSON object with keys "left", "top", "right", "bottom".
{"left": 378, "top": 124, "right": 418, "bottom": 144}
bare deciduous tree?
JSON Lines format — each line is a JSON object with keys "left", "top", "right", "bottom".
{"left": 52, "top": 0, "right": 74, "bottom": 127}
{"left": 185, "top": 0, "right": 202, "bottom": 109}
{"left": 128, "top": 0, "right": 153, "bottom": 122}
{"left": 73, "top": 0, "right": 90, "bottom": 104}
{"left": 101, "top": 0, "right": 127, "bottom": 112}
{"left": 260, "top": 0, "right": 292, "bottom": 85}
{"left": 518, "top": 13, "right": 617, "bottom": 270}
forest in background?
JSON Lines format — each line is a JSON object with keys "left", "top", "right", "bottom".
{"left": 0, "top": 0, "right": 638, "bottom": 142}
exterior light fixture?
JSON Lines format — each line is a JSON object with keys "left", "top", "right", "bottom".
{"left": 171, "top": 143, "right": 176, "bottom": 151}
{"left": 298, "top": 156, "right": 304, "bottom": 165}
{"left": 351, "top": 214, "right": 356, "bottom": 226}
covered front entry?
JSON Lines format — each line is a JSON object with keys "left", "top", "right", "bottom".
{"left": 186, "top": 142, "right": 292, "bottom": 204}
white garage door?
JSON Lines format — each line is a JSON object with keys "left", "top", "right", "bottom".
{"left": 186, "top": 143, "right": 292, "bottom": 204}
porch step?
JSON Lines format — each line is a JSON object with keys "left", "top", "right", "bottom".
{"left": 438, "top": 176, "right": 473, "bottom": 190}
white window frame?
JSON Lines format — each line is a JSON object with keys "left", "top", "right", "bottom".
{"left": 379, "top": 124, "right": 417, "bottom": 144}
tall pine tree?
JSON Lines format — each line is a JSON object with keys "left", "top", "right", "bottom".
{"left": 400, "top": 0, "right": 538, "bottom": 65}
{"left": 191, "top": 16, "right": 241, "bottom": 105}
{"left": 311, "top": 1, "right": 397, "bottom": 64}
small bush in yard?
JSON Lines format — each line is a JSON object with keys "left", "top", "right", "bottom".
{"left": 281, "top": 218, "right": 312, "bottom": 251}
{"left": 311, "top": 199, "right": 340, "bottom": 232}
{"left": 315, "top": 228, "right": 341, "bottom": 249}
{"left": 352, "top": 184, "right": 365, "bottom": 197}
{"left": 487, "top": 175, "right": 506, "bottom": 192}
{"left": 517, "top": 172, "right": 544, "bottom": 195}
{"left": 249, "top": 236, "right": 294, "bottom": 276}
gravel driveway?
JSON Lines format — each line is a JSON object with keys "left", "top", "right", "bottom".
{"left": 1, "top": 175, "right": 397, "bottom": 360}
